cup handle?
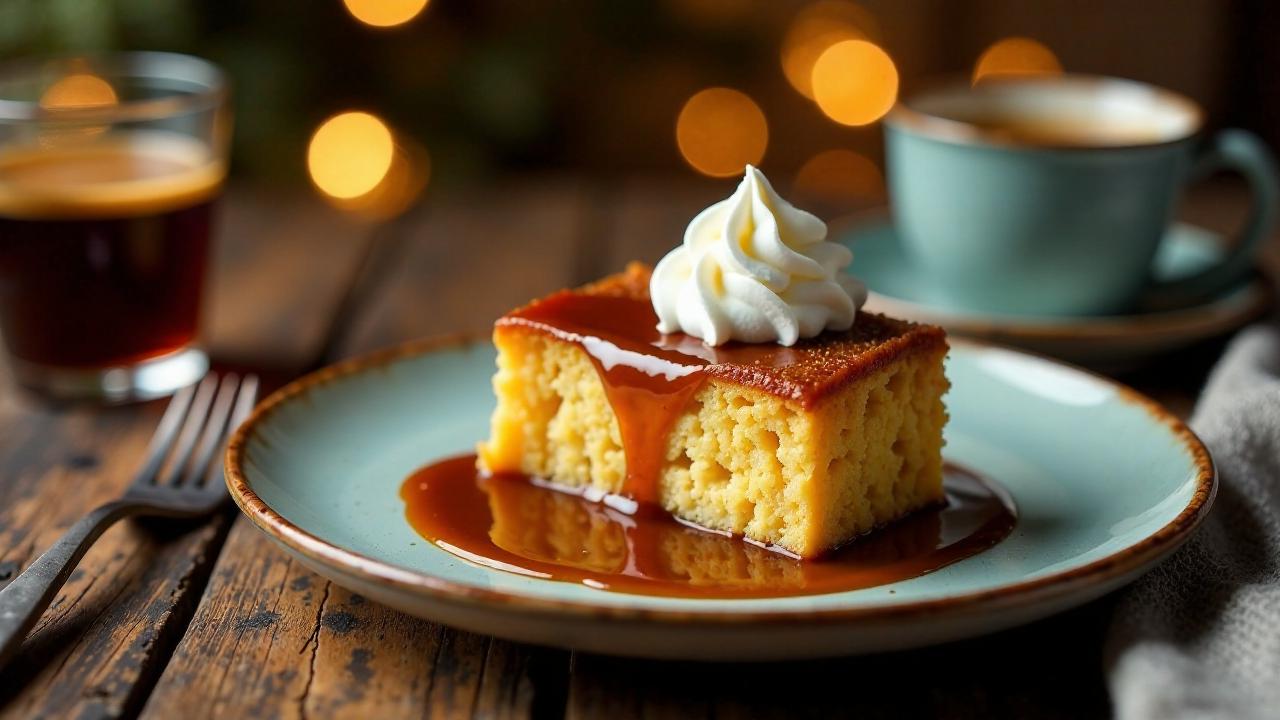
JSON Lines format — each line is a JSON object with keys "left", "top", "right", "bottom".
{"left": 1146, "top": 129, "right": 1279, "bottom": 309}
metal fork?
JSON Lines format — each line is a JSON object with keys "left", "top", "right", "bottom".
{"left": 0, "top": 372, "right": 258, "bottom": 670}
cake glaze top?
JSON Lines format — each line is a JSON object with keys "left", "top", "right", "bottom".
{"left": 497, "top": 263, "right": 946, "bottom": 409}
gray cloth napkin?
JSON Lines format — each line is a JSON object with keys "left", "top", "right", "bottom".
{"left": 1106, "top": 322, "right": 1280, "bottom": 719}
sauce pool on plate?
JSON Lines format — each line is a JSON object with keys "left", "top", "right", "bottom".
{"left": 400, "top": 454, "right": 1016, "bottom": 599}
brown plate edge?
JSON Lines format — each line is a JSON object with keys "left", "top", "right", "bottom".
{"left": 224, "top": 334, "right": 1217, "bottom": 627}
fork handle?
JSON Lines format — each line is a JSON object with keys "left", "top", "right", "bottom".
{"left": 0, "top": 500, "right": 135, "bottom": 671}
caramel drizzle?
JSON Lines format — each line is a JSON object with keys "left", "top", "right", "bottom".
{"left": 401, "top": 455, "right": 1017, "bottom": 598}
{"left": 498, "top": 292, "right": 713, "bottom": 506}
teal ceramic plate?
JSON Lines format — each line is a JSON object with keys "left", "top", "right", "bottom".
{"left": 837, "top": 215, "right": 1273, "bottom": 369}
{"left": 226, "top": 338, "right": 1214, "bottom": 660}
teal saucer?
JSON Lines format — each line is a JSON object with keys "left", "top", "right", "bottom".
{"left": 226, "top": 337, "right": 1214, "bottom": 660}
{"left": 837, "top": 216, "right": 1272, "bottom": 368}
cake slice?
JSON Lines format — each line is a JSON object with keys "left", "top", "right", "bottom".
{"left": 477, "top": 263, "right": 948, "bottom": 558}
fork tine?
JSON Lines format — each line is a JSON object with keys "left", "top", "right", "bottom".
{"left": 182, "top": 374, "right": 241, "bottom": 488}
{"left": 154, "top": 374, "right": 220, "bottom": 486}
{"left": 202, "top": 374, "right": 260, "bottom": 487}
{"left": 133, "top": 379, "right": 200, "bottom": 485}
{"left": 233, "top": 375, "right": 260, "bottom": 426}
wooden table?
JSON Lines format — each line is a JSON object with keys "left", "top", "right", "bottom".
{"left": 0, "top": 177, "right": 1266, "bottom": 719}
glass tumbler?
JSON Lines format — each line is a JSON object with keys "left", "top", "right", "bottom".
{"left": 0, "top": 52, "right": 230, "bottom": 401}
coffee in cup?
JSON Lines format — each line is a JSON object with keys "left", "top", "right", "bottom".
{"left": 884, "top": 75, "right": 1278, "bottom": 316}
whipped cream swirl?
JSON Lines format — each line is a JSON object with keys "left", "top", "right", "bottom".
{"left": 650, "top": 165, "right": 867, "bottom": 346}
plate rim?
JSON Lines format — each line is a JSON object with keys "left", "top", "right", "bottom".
{"left": 224, "top": 334, "right": 1216, "bottom": 626}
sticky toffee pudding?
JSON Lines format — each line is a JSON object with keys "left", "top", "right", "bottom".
{"left": 477, "top": 264, "right": 952, "bottom": 558}
{"left": 400, "top": 167, "right": 1013, "bottom": 597}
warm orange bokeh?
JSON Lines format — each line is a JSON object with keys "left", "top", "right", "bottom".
{"left": 811, "top": 40, "right": 898, "bottom": 127}
{"left": 676, "top": 88, "right": 768, "bottom": 178}
{"left": 308, "top": 111, "right": 395, "bottom": 200}
{"left": 793, "top": 149, "right": 883, "bottom": 205}
{"left": 780, "top": 1, "right": 879, "bottom": 100}
{"left": 972, "top": 37, "right": 1063, "bottom": 85}
{"left": 39, "top": 73, "right": 118, "bottom": 110}
{"left": 349, "top": 141, "right": 429, "bottom": 220}
{"left": 307, "top": 111, "right": 427, "bottom": 218}
{"left": 342, "top": 0, "right": 429, "bottom": 28}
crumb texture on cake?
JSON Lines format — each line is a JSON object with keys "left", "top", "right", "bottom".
{"left": 477, "top": 266, "right": 949, "bottom": 558}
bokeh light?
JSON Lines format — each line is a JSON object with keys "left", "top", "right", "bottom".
{"left": 780, "top": 1, "right": 879, "bottom": 99}
{"left": 676, "top": 87, "right": 768, "bottom": 178}
{"left": 307, "top": 111, "right": 428, "bottom": 219}
{"left": 308, "top": 111, "right": 395, "bottom": 200}
{"left": 811, "top": 40, "right": 898, "bottom": 126}
{"left": 793, "top": 149, "right": 883, "bottom": 205}
{"left": 342, "top": 0, "right": 429, "bottom": 28}
{"left": 972, "top": 37, "right": 1063, "bottom": 85}
{"left": 347, "top": 141, "right": 430, "bottom": 220}
{"left": 39, "top": 73, "right": 118, "bottom": 110}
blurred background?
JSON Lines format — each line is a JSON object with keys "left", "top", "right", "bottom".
{"left": 4, "top": 0, "right": 1277, "bottom": 217}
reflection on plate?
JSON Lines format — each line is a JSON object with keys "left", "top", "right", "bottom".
{"left": 836, "top": 214, "right": 1273, "bottom": 369}
{"left": 226, "top": 337, "right": 1214, "bottom": 660}
{"left": 399, "top": 454, "right": 1016, "bottom": 599}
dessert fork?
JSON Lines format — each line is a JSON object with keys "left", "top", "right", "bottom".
{"left": 0, "top": 372, "right": 258, "bottom": 671}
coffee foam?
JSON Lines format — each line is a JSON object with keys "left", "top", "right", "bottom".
{"left": 0, "top": 131, "right": 224, "bottom": 219}
{"left": 951, "top": 114, "right": 1168, "bottom": 146}
{"left": 899, "top": 77, "right": 1202, "bottom": 148}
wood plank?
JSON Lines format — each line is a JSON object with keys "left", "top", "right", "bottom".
{"left": 304, "top": 585, "right": 440, "bottom": 718}
{"left": 146, "top": 178, "right": 588, "bottom": 719}
{"left": 338, "top": 176, "right": 596, "bottom": 351}
{"left": 207, "top": 189, "right": 373, "bottom": 367}
{"left": 0, "top": 190, "right": 369, "bottom": 719}
{"left": 566, "top": 602, "right": 1113, "bottom": 720}
{"left": 0, "top": 398, "right": 229, "bottom": 720}
{"left": 589, "top": 176, "right": 724, "bottom": 276}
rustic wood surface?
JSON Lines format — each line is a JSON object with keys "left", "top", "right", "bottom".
{"left": 0, "top": 177, "right": 1268, "bottom": 719}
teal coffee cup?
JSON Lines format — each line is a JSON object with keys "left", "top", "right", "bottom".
{"left": 885, "top": 75, "right": 1278, "bottom": 315}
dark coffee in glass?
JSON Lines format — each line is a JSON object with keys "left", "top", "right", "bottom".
{"left": 0, "top": 53, "right": 229, "bottom": 400}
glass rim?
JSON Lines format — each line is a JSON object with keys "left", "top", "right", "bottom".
{"left": 0, "top": 51, "right": 228, "bottom": 124}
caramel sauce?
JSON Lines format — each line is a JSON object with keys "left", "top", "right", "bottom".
{"left": 401, "top": 455, "right": 1016, "bottom": 599}
{"left": 497, "top": 279, "right": 943, "bottom": 507}
{"left": 501, "top": 292, "right": 709, "bottom": 505}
